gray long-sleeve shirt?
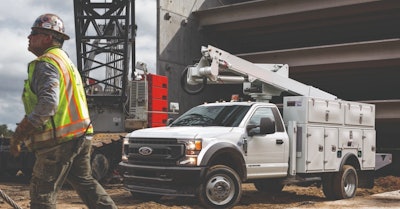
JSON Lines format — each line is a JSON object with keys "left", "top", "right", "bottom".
{"left": 27, "top": 61, "right": 60, "bottom": 128}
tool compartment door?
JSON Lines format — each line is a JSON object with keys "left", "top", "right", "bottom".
{"left": 339, "top": 128, "right": 362, "bottom": 149}
{"left": 306, "top": 126, "right": 324, "bottom": 171}
{"left": 283, "top": 96, "right": 344, "bottom": 125}
{"left": 308, "top": 98, "right": 344, "bottom": 125}
{"left": 362, "top": 129, "right": 376, "bottom": 169}
{"left": 324, "top": 127, "right": 339, "bottom": 171}
{"left": 344, "top": 102, "right": 375, "bottom": 127}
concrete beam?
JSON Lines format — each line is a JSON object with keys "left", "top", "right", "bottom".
{"left": 194, "top": 0, "right": 387, "bottom": 27}
{"left": 237, "top": 39, "right": 400, "bottom": 72}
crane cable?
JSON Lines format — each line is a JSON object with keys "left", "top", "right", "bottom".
{"left": 0, "top": 188, "right": 23, "bottom": 209}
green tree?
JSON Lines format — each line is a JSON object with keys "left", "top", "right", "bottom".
{"left": 0, "top": 124, "right": 14, "bottom": 137}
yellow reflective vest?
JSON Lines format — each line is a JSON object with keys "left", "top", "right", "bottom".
{"left": 23, "top": 47, "right": 93, "bottom": 150}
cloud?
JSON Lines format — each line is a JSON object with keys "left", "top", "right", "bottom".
{"left": 0, "top": 94, "right": 24, "bottom": 130}
{"left": 136, "top": 33, "right": 157, "bottom": 73}
{"left": 136, "top": 1, "right": 157, "bottom": 35}
{"left": 135, "top": 0, "right": 157, "bottom": 72}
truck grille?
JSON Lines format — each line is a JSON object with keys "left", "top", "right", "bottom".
{"left": 127, "top": 138, "right": 185, "bottom": 166}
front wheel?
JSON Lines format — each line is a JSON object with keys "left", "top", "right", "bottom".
{"left": 332, "top": 165, "right": 358, "bottom": 199}
{"left": 198, "top": 165, "right": 242, "bottom": 209}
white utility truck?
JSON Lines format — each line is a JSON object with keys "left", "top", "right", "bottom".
{"left": 119, "top": 45, "right": 392, "bottom": 208}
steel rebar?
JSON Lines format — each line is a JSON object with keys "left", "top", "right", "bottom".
{"left": 0, "top": 188, "right": 23, "bottom": 209}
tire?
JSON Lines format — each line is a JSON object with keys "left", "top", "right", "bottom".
{"left": 322, "top": 173, "right": 335, "bottom": 199}
{"left": 198, "top": 165, "right": 242, "bottom": 209}
{"left": 91, "top": 152, "right": 110, "bottom": 181}
{"left": 332, "top": 165, "right": 358, "bottom": 199}
{"left": 254, "top": 179, "right": 284, "bottom": 194}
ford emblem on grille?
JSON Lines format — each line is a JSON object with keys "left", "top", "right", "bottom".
{"left": 138, "top": 146, "right": 153, "bottom": 156}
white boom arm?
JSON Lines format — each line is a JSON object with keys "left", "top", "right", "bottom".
{"left": 186, "top": 45, "right": 337, "bottom": 101}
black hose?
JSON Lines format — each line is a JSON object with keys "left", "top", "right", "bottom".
{"left": 180, "top": 66, "right": 207, "bottom": 95}
{"left": 0, "top": 189, "right": 23, "bottom": 209}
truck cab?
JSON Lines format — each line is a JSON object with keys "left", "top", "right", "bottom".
{"left": 120, "top": 101, "right": 290, "bottom": 207}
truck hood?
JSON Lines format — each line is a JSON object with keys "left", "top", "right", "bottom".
{"left": 127, "top": 126, "right": 236, "bottom": 139}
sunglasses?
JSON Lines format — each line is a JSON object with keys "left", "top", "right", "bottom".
{"left": 30, "top": 31, "right": 49, "bottom": 36}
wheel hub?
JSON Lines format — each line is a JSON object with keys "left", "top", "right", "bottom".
{"left": 344, "top": 173, "right": 356, "bottom": 196}
{"left": 207, "top": 176, "right": 232, "bottom": 202}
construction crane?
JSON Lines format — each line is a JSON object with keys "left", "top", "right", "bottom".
{"left": 73, "top": 0, "right": 169, "bottom": 182}
{"left": 73, "top": 0, "right": 135, "bottom": 181}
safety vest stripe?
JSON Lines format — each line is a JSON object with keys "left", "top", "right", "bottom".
{"left": 46, "top": 53, "right": 75, "bottom": 120}
{"left": 28, "top": 118, "right": 91, "bottom": 143}
{"left": 57, "top": 118, "right": 90, "bottom": 130}
{"left": 24, "top": 125, "right": 89, "bottom": 148}
{"left": 46, "top": 53, "right": 81, "bottom": 122}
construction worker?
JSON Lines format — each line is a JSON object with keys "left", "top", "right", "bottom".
{"left": 10, "top": 14, "right": 118, "bottom": 209}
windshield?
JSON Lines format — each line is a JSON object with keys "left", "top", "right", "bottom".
{"left": 171, "top": 105, "right": 251, "bottom": 127}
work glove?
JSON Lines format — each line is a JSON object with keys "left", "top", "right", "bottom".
{"left": 9, "top": 139, "right": 21, "bottom": 157}
{"left": 10, "top": 116, "right": 36, "bottom": 157}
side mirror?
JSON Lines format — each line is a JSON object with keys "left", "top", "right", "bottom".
{"left": 246, "top": 118, "right": 275, "bottom": 137}
{"left": 246, "top": 124, "right": 258, "bottom": 136}
{"left": 166, "top": 118, "right": 174, "bottom": 126}
{"left": 260, "top": 117, "right": 275, "bottom": 135}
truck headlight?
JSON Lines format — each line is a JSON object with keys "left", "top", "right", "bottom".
{"left": 186, "top": 139, "right": 202, "bottom": 155}
{"left": 121, "top": 137, "right": 129, "bottom": 162}
{"left": 178, "top": 139, "right": 202, "bottom": 166}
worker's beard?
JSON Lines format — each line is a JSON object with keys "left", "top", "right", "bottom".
{"left": 28, "top": 45, "right": 46, "bottom": 57}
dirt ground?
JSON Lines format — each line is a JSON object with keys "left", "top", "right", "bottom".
{"left": 0, "top": 176, "right": 399, "bottom": 209}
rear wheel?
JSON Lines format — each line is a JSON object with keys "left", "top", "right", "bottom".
{"left": 332, "top": 165, "right": 358, "bottom": 199}
{"left": 198, "top": 165, "right": 242, "bottom": 209}
{"left": 322, "top": 173, "right": 335, "bottom": 199}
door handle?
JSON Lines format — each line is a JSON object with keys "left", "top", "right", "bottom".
{"left": 276, "top": 139, "right": 284, "bottom": 145}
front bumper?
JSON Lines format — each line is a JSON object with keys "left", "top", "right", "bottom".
{"left": 119, "top": 162, "right": 206, "bottom": 197}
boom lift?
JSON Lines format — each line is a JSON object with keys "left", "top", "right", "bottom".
{"left": 182, "top": 45, "right": 336, "bottom": 101}
{"left": 120, "top": 45, "right": 392, "bottom": 208}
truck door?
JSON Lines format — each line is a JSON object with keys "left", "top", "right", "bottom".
{"left": 245, "top": 107, "right": 289, "bottom": 178}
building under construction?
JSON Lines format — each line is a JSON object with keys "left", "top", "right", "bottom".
{"left": 156, "top": 0, "right": 400, "bottom": 173}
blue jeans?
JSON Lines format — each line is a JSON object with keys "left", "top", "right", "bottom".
{"left": 30, "top": 137, "right": 117, "bottom": 209}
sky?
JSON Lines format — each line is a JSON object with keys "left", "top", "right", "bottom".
{"left": 0, "top": 0, "right": 156, "bottom": 130}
